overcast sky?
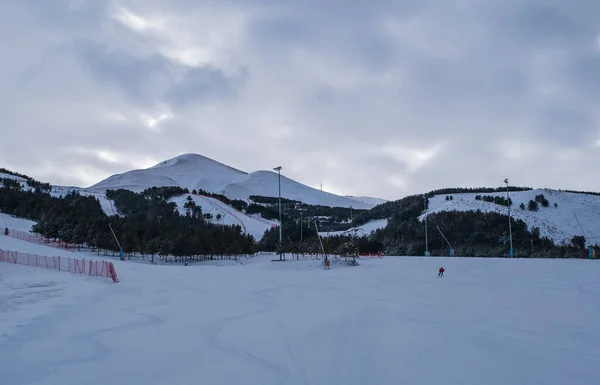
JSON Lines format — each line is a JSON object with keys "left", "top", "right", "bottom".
{"left": 1, "top": 0, "right": 599, "bottom": 200}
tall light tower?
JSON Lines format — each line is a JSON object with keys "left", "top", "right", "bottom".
{"left": 300, "top": 211, "right": 303, "bottom": 242}
{"left": 423, "top": 195, "right": 429, "bottom": 256}
{"left": 504, "top": 178, "right": 513, "bottom": 258}
{"left": 274, "top": 166, "right": 283, "bottom": 258}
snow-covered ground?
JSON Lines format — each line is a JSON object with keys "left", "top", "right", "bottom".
{"left": 0, "top": 172, "right": 28, "bottom": 183}
{"left": 422, "top": 189, "right": 600, "bottom": 245}
{"left": 320, "top": 218, "right": 388, "bottom": 237}
{"left": 344, "top": 195, "right": 388, "bottom": 206}
{"left": 169, "top": 194, "right": 277, "bottom": 240}
{"left": 1, "top": 236, "right": 599, "bottom": 385}
{"left": 1, "top": 215, "right": 36, "bottom": 233}
{"left": 48, "top": 187, "right": 118, "bottom": 216}
{"left": 221, "top": 170, "right": 375, "bottom": 209}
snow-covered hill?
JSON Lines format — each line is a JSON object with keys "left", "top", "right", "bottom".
{"left": 0, "top": 172, "right": 27, "bottom": 184}
{"left": 48, "top": 186, "right": 118, "bottom": 216}
{"left": 169, "top": 194, "right": 277, "bottom": 240}
{"left": 344, "top": 196, "right": 388, "bottom": 206}
{"left": 88, "top": 153, "right": 248, "bottom": 194}
{"left": 420, "top": 189, "right": 600, "bottom": 245}
{"left": 88, "top": 154, "right": 380, "bottom": 209}
{"left": 221, "top": 171, "right": 375, "bottom": 209}
{"left": 319, "top": 219, "right": 388, "bottom": 238}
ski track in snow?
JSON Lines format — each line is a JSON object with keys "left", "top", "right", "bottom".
{"left": 1, "top": 236, "right": 600, "bottom": 385}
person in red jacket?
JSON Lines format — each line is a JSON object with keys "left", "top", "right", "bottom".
{"left": 438, "top": 267, "right": 445, "bottom": 277}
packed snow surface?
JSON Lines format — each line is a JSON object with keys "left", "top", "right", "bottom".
{"left": 1, "top": 215, "right": 36, "bottom": 233}
{"left": 1, "top": 236, "right": 599, "bottom": 385}
{"left": 423, "top": 189, "right": 600, "bottom": 245}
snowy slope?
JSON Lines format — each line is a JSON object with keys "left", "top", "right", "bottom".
{"left": 88, "top": 153, "right": 247, "bottom": 193}
{"left": 0, "top": 172, "right": 28, "bottom": 183}
{"left": 320, "top": 218, "right": 388, "bottom": 237}
{"left": 421, "top": 189, "right": 600, "bottom": 245}
{"left": 0, "top": 172, "right": 30, "bottom": 191}
{"left": 2, "top": 234, "right": 600, "bottom": 385}
{"left": 0, "top": 215, "right": 37, "bottom": 233}
{"left": 169, "top": 194, "right": 277, "bottom": 240}
{"left": 223, "top": 171, "right": 374, "bottom": 209}
{"left": 344, "top": 195, "right": 388, "bottom": 206}
{"left": 87, "top": 153, "right": 380, "bottom": 209}
{"left": 49, "top": 187, "right": 117, "bottom": 216}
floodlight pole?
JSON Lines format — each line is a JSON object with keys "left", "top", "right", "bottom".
{"left": 300, "top": 212, "right": 303, "bottom": 242}
{"left": 504, "top": 178, "right": 513, "bottom": 258}
{"left": 424, "top": 195, "right": 429, "bottom": 256}
{"left": 274, "top": 166, "right": 283, "bottom": 260}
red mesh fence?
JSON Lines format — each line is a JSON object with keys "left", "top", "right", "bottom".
{"left": 359, "top": 252, "right": 384, "bottom": 258}
{"left": 1, "top": 226, "right": 70, "bottom": 250}
{"left": 0, "top": 249, "right": 119, "bottom": 283}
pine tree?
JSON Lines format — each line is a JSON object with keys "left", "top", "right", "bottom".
{"left": 528, "top": 200, "right": 539, "bottom": 211}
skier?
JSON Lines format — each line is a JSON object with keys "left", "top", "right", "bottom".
{"left": 438, "top": 267, "right": 445, "bottom": 277}
{"left": 324, "top": 256, "right": 331, "bottom": 269}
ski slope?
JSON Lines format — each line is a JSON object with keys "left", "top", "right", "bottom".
{"left": 344, "top": 195, "right": 388, "bottom": 206}
{"left": 319, "top": 218, "right": 388, "bottom": 237}
{"left": 2, "top": 235, "right": 599, "bottom": 385}
{"left": 169, "top": 194, "right": 277, "bottom": 240}
{"left": 422, "top": 189, "right": 600, "bottom": 245}
{"left": 1, "top": 215, "right": 36, "bottom": 233}
{"left": 222, "top": 170, "right": 374, "bottom": 209}
{"left": 88, "top": 153, "right": 380, "bottom": 209}
{"left": 46, "top": 186, "right": 118, "bottom": 216}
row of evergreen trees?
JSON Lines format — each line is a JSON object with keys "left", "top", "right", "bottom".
{"left": 247, "top": 195, "right": 365, "bottom": 232}
{"left": 475, "top": 195, "right": 512, "bottom": 206}
{"left": 1, "top": 183, "right": 256, "bottom": 256}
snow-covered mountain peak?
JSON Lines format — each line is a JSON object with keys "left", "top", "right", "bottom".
{"left": 87, "top": 153, "right": 382, "bottom": 209}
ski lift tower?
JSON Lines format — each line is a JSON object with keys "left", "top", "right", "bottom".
{"left": 274, "top": 166, "right": 283, "bottom": 260}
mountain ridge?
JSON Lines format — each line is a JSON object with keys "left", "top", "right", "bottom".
{"left": 87, "top": 153, "right": 382, "bottom": 209}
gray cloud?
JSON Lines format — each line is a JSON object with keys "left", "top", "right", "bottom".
{"left": 1, "top": 0, "right": 599, "bottom": 200}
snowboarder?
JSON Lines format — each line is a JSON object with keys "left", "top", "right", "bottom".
{"left": 324, "top": 256, "right": 331, "bottom": 269}
{"left": 438, "top": 267, "right": 445, "bottom": 277}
